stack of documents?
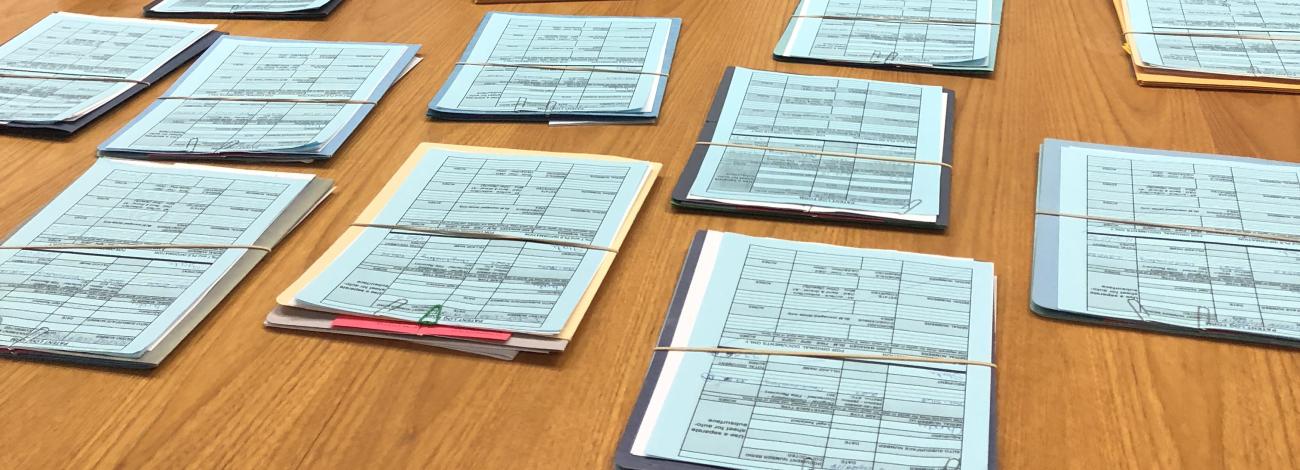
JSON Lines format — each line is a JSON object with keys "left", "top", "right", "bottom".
{"left": 267, "top": 143, "right": 660, "bottom": 360}
{"left": 98, "top": 36, "right": 419, "bottom": 162}
{"left": 0, "top": 159, "right": 332, "bottom": 368}
{"left": 1113, "top": 0, "right": 1300, "bottom": 92}
{"left": 674, "top": 67, "right": 955, "bottom": 229}
{"left": 616, "top": 231, "right": 997, "bottom": 470}
{"left": 0, "top": 13, "right": 221, "bottom": 136}
{"left": 145, "top": 0, "right": 345, "bottom": 19}
{"left": 1034, "top": 139, "right": 1300, "bottom": 348}
{"left": 428, "top": 12, "right": 682, "bottom": 125}
{"left": 775, "top": 0, "right": 1004, "bottom": 73}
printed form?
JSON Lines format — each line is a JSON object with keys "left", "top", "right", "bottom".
{"left": 292, "top": 148, "right": 652, "bottom": 335}
{"left": 100, "top": 36, "right": 416, "bottom": 155}
{"left": 634, "top": 232, "right": 995, "bottom": 470}
{"left": 688, "top": 68, "right": 948, "bottom": 222}
{"left": 150, "top": 0, "right": 332, "bottom": 13}
{"left": 778, "top": 0, "right": 999, "bottom": 68}
{"left": 1124, "top": 0, "right": 1300, "bottom": 79}
{"left": 0, "top": 13, "right": 213, "bottom": 123}
{"left": 1047, "top": 144, "right": 1300, "bottom": 341}
{"left": 0, "top": 159, "right": 314, "bottom": 357}
{"left": 431, "top": 12, "right": 676, "bottom": 115}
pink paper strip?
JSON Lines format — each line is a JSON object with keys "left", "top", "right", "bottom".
{"left": 331, "top": 315, "right": 512, "bottom": 342}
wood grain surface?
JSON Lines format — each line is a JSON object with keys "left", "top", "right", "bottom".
{"left": 0, "top": 1, "right": 1298, "bottom": 469}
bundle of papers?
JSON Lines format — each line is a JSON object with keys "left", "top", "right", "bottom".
{"left": 145, "top": 0, "right": 345, "bottom": 19}
{"left": 1033, "top": 139, "right": 1300, "bottom": 348}
{"left": 0, "top": 13, "right": 221, "bottom": 137}
{"left": 775, "top": 0, "right": 1004, "bottom": 73}
{"left": 674, "top": 67, "right": 954, "bottom": 229}
{"left": 267, "top": 143, "right": 660, "bottom": 360}
{"left": 616, "top": 231, "right": 997, "bottom": 470}
{"left": 98, "top": 36, "right": 419, "bottom": 162}
{"left": 0, "top": 159, "right": 332, "bottom": 368}
{"left": 427, "top": 12, "right": 682, "bottom": 125}
{"left": 1113, "top": 0, "right": 1300, "bottom": 92}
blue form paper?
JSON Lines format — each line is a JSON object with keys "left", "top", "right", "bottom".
{"left": 0, "top": 13, "right": 215, "bottom": 124}
{"left": 684, "top": 67, "right": 950, "bottom": 224}
{"left": 293, "top": 147, "right": 652, "bottom": 335}
{"left": 631, "top": 231, "right": 995, "bottom": 470}
{"left": 428, "top": 12, "right": 681, "bottom": 122}
{"left": 775, "top": 0, "right": 1004, "bottom": 73}
{"left": 1122, "top": 0, "right": 1300, "bottom": 80}
{"left": 99, "top": 36, "right": 418, "bottom": 160}
{"left": 1033, "top": 139, "right": 1300, "bottom": 344}
{"left": 0, "top": 159, "right": 314, "bottom": 358}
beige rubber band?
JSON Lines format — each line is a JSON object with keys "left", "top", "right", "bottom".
{"left": 157, "top": 96, "right": 376, "bottom": 105}
{"left": 793, "top": 14, "right": 1000, "bottom": 26}
{"left": 655, "top": 347, "right": 997, "bottom": 369}
{"left": 351, "top": 224, "right": 617, "bottom": 253}
{"left": 1124, "top": 30, "right": 1300, "bottom": 42}
{"left": 697, "top": 142, "right": 952, "bottom": 169}
{"left": 0, "top": 243, "right": 272, "bottom": 253}
{"left": 1036, "top": 211, "right": 1300, "bottom": 244}
{"left": 0, "top": 73, "right": 149, "bottom": 85}
{"left": 455, "top": 62, "right": 669, "bottom": 77}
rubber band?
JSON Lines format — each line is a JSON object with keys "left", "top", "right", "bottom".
{"left": 157, "top": 96, "right": 376, "bottom": 105}
{"left": 455, "top": 62, "right": 669, "bottom": 77}
{"left": 0, "top": 243, "right": 272, "bottom": 253}
{"left": 1124, "top": 30, "right": 1300, "bottom": 42}
{"left": 348, "top": 224, "right": 616, "bottom": 253}
{"left": 793, "top": 14, "right": 999, "bottom": 26}
{"left": 1035, "top": 211, "right": 1300, "bottom": 244}
{"left": 654, "top": 347, "right": 997, "bottom": 369}
{"left": 0, "top": 73, "right": 150, "bottom": 85}
{"left": 696, "top": 142, "right": 953, "bottom": 169}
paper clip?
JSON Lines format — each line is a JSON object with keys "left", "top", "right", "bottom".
{"left": 417, "top": 305, "right": 444, "bottom": 326}
{"left": 4, "top": 322, "right": 51, "bottom": 354}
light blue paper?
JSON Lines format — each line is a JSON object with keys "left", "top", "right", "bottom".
{"left": 687, "top": 68, "right": 949, "bottom": 220}
{"left": 775, "top": 0, "right": 1004, "bottom": 72}
{"left": 1035, "top": 140, "right": 1300, "bottom": 341}
{"left": 1123, "top": 0, "right": 1300, "bottom": 79}
{"left": 0, "top": 159, "right": 314, "bottom": 357}
{"left": 99, "top": 36, "right": 417, "bottom": 157}
{"left": 0, "top": 13, "right": 214, "bottom": 123}
{"left": 428, "top": 12, "right": 681, "bottom": 118}
{"left": 150, "top": 0, "right": 331, "bottom": 13}
{"left": 293, "top": 147, "right": 650, "bottom": 335}
{"left": 637, "top": 232, "right": 995, "bottom": 469}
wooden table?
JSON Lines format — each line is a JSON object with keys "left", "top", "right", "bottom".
{"left": 1, "top": 1, "right": 1298, "bottom": 468}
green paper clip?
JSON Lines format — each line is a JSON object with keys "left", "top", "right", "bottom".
{"left": 418, "top": 304, "right": 443, "bottom": 326}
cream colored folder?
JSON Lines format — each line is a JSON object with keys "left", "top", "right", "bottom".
{"left": 268, "top": 143, "right": 660, "bottom": 358}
